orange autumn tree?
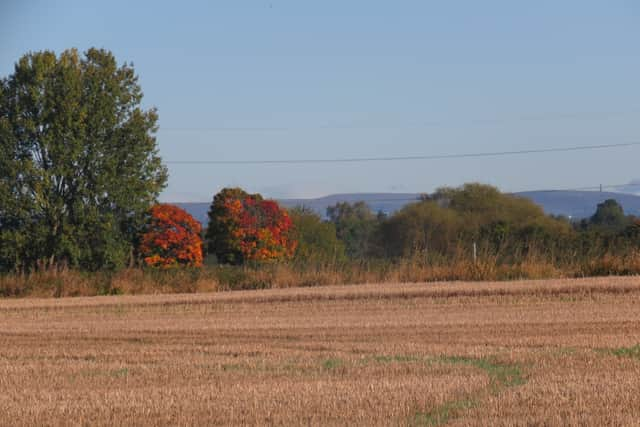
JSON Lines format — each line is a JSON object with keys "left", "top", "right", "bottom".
{"left": 205, "top": 188, "right": 296, "bottom": 264}
{"left": 139, "top": 204, "right": 203, "bottom": 268}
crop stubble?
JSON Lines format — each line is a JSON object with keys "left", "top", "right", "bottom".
{"left": 1, "top": 276, "right": 640, "bottom": 426}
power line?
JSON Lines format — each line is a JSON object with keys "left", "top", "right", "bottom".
{"left": 531, "top": 183, "right": 638, "bottom": 193}
{"left": 165, "top": 142, "right": 640, "bottom": 165}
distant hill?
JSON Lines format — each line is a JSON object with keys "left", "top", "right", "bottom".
{"left": 176, "top": 193, "right": 421, "bottom": 225}
{"left": 515, "top": 190, "right": 640, "bottom": 219}
{"left": 176, "top": 190, "right": 640, "bottom": 226}
{"left": 175, "top": 203, "right": 211, "bottom": 226}
{"left": 278, "top": 193, "right": 421, "bottom": 216}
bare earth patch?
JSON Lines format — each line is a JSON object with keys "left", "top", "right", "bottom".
{"left": 1, "top": 276, "right": 640, "bottom": 425}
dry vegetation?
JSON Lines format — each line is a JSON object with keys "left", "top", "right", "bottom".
{"left": 6, "top": 251, "right": 640, "bottom": 298}
{"left": 2, "top": 276, "right": 640, "bottom": 425}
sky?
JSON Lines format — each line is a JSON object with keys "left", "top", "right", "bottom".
{"left": 1, "top": 1, "right": 640, "bottom": 201}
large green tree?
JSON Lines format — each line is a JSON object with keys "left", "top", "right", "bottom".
{"left": 0, "top": 48, "right": 167, "bottom": 271}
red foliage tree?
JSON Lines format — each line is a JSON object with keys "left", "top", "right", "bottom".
{"left": 234, "top": 198, "right": 297, "bottom": 261}
{"left": 139, "top": 204, "right": 203, "bottom": 268}
{"left": 206, "top": 188, "right": 296, "bottom": 263}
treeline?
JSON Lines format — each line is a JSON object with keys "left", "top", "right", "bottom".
{"left": 2, "top": 48, "right": 640, "bottom": 297}
{"left": 4, "top": 182, "right": 640, "bottom": 297}
{"left": 304, "top": 183, "right": 640, "bottom": 268}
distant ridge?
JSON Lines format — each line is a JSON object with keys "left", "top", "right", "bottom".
{"left": 278, "top": 193, "right": 420, "bottom": 215}
{"left": 516, "top": 190, "right": 640, "bottom": 219}
{"left": 176, "top": 190, "right": 640, "bottom": 226}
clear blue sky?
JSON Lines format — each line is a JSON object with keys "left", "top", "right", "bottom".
{"left": 2, "top": 1, "right": 639, "bottom": 201}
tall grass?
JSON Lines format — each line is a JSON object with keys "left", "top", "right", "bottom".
{"left": 2, "top": 250, "right": 640, "bottom": 298}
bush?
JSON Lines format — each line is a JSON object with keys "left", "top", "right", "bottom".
{"left": 139, "top": 204, "right": 203, "bottom": 268}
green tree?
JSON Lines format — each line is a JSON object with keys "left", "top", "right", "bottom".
{"left": 378, "top": 200, "right": 462, "bottom": 258}
{"left": 379, "top": 183, "right": 574, "bottom": 261}
{"left": 589, "top": 199, "right": 629, "bottom": 232}
{"left": 289, "top": 207, "right": 346, "bottom": 264}
{"left": 326, "top": 201, "right": 380, "bottom": 259}
{"left": 432, "top": 183, "right": 547, "bottom": 228}
{"left": 0, "top": 48, "right": 167, "bottom": 271}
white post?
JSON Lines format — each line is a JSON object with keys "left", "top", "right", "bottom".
{"left": 473, "top": 241, "right": 477, "bottom": 263}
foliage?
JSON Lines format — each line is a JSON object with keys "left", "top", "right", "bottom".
{"left": 380, "top": 183, "right": 575, "bottom": 261}
{"left": 206, "top": 188, "right": 296, "bottom": 264}
{"left": 588, "top": 199, "right": 630, "bottom": 232}
{"left": 0, "top": 48, "right": 167, "bottom": 272}
{"left": 378, "top": 201, "right": 463, "bottom": 258}
{"left": 432, "top": 183, "right": 548, "bottom": 227}
{"left": 206, "top": 188, "right": 251, "bottom": 264}
{"left": 289, "top": 207, "right": 346, "bottom": 264}
{"left": 139, "top": 204, "right": 203, "bottom": 268}
{"left": 326, "top": 201, "right": 381, "bottom": 259}
{"left": 572, "top": 199, "right": 639, "bottom": 256}
{"left": 236, "top": 197, "right": 297, "bottom": 261}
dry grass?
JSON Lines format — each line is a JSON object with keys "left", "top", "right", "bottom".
{"left": 1, "top": 276, "right": 640, "bottom": 425}
{"left": 5, "top": 249, "right": 640, "bottom": 299}
{"left": 1, "top": 254, "right": 636, "bottom": 298}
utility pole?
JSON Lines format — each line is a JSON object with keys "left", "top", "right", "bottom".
{"left": 600, "top": 184, "right": 602, "bottom": 193}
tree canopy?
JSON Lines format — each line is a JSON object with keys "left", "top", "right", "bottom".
{"left": 289, "top": 207, "right": 345, "bottom": 264}
{"left": 326, "top": 201, "right": 381, "bottom": 259}
{"left": 589, "top": 199, "right": 629, "bottom": 232}
{"left": 380, "top": 184, "right": 574, "bottom": 260}
{"left": 0, "top": 48, "right": 167, "bottom": 271}
{"left": 139, "top": 204, "right": 203, "bottom": 268}
{"left": 206, "top": 188, "right": 296, "bottom": 264}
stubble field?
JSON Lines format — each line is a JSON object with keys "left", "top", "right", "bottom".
{"left": 1, "top": 276, "right": 640, "bottom": 426}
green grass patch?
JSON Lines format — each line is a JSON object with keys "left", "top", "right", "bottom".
{"left": 601, "top": 344, "right": 640, "bottom": 360}
{"left": 220, "top": 363, "right": 244, "bottom": 372}
{"left": 372, "top": 354, "right": 420, "bottom": 364}
{"left": 434, "top": 355, "right": 525, "bottom": 390}
{"left": 412, "top": 355, "right": 526, "bottom": 426}
{"left": 110, "top": 368, "right": 129, "bottom": 378}
{"left": 549, "top": 346, "right": 577, "bottom": 357}
{"left": 321, "top": 358, "right": 344, "bottom": 370}
{"left": 412, "top": 398, "right": 476, "bottom": 427}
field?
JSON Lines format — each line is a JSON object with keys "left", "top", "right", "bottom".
{"left": 1, "top": 277, "right": 640, "bottom": 426}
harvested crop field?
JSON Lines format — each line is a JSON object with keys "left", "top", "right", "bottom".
{"left": 1, "top": 276, "right": 640, "bottom": 426}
